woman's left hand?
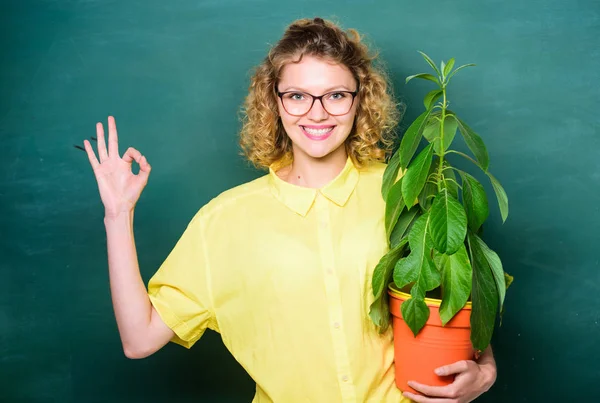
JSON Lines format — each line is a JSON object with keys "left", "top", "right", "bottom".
{"left": 402, "top": 352, "right": 497, "bottom": 403}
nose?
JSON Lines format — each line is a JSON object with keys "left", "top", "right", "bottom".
{"left": 307, "top": 98, "right": 329, "bottom": 121}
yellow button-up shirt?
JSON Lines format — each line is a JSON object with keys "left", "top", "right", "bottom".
{"left": 148, "top": 157, "right": 410, "bottom": 402}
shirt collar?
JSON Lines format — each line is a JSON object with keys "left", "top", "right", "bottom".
{"left": 268, "top": 157, "right": 359, "bottom": 216}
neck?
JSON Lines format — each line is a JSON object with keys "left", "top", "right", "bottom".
{"left": 280, "top": 147, "right": 348, "bottom": 188}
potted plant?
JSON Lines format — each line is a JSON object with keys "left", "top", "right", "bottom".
{"left": 369, "top": 52, "right": 513, "bottom": 394}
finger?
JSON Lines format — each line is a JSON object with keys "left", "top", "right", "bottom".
{"left": 108, "top": 116, "right": 119, "bottom": 158}
{"left": 122, "top": 147, "right": 142, "bottom": 165}
{"left": 402, "top": 391, "right": 448, "bottom": 403}
{"left": 83, "top": 140, "right": 100, "bottom": 170}
{"left": 137, "top": 155, "right": 151, "bottom": 182}
{"left": 96, "top": 122, "right": 109, "bottom": 162}
{"left": 407, "top": 381, "right": 455, "bottom": 398}
{"left": 435, "top": 360, "right": 472, "bottom": 376}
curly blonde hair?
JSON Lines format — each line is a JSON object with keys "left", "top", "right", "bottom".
{"left": 239, "top": 17, "right": 401, "bottom": 169}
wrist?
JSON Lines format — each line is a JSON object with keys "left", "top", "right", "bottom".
{"left": 479, "top": 361, "right": 497, "bottom": 390}
{"left": 104, "top": 210, "right": 134, "bottom": 226}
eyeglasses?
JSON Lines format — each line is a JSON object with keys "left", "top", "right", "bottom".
{"left": 276, "top": 89, "right": 358, "bottom": 117}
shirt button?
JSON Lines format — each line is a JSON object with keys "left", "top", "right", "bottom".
{"left": 333, "top": 322, "right": 340, "bottom": 329}
{"left": 342, "top": 375, "right": 349, "bottom": 382}
{"left": 320, "top": 220, "right": 327, "bottom": 229}
{"left": 326, "top": 267, "right": 333, "bottom": 274}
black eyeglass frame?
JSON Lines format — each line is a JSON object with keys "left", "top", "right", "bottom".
{"left": 276, "top": 89, "right": 359, "bottom": 117}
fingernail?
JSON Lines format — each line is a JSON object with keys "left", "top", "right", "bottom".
{"left": 435, "top": 368, "right": 443, "bottom": 375}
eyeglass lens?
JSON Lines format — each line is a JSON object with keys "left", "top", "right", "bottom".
{"left": 280, "top": 91, "right": 354, "bottom": 116}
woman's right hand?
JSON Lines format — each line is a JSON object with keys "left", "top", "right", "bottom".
{"left": 84, "top": 116, "right": 151, "bottom": 219}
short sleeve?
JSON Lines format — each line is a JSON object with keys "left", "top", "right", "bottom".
{"left": 147, "top": 210, "right": 217, "bottom": 348}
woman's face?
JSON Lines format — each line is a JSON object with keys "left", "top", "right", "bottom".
{"left": 276, "top": 55, "right": 358, "bottom": 162}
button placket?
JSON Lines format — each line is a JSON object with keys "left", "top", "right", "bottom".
{"left": 315, "top": 194, "right": 357, "bottom": 401}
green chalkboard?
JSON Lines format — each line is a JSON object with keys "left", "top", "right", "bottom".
{"left": 1, "top": 0, "right": 599, "bottom": 402}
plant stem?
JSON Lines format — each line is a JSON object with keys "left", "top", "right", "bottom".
{"left": 437, "top": 85, "right": 447, "bottom": 192}
{"left": 446, "top": 150, "right": 481, "bottom": 169}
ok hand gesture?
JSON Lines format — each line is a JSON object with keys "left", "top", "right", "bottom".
{"left": 83, "top": 116, "right": 151, "bottom": 219}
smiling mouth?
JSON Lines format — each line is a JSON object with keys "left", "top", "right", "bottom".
{"left": 300, "top": 125, "right": 335, "bottom": 140}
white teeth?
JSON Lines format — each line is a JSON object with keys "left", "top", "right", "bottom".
{"left": 303, "top": 126, "right": 334, "bottom": 135}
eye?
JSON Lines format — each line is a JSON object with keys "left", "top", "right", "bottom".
{"left": 285, "top": 92, "right": 306, "bottom": 101}
{"left": 328, "top": 92, "right": 348, "bottom": 100}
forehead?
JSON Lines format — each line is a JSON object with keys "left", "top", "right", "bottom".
{"left": 278, "top": 55, "right": 355, "bottom": 90}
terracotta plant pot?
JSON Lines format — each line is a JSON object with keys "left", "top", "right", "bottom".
{"left": 388, "top": 284, "right": 474, "bottom": 395}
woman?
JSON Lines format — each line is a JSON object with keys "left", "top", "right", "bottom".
{"left": 83, "top": 17, "right": 497, "bottom": 403}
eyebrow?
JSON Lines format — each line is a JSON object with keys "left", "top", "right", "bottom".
{"left": 279, "top": 85, "right": 355, "bottom": 93}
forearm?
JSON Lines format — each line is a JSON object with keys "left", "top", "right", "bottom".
{"left": 104, "top": 210, "right": 153, "bottom": 356}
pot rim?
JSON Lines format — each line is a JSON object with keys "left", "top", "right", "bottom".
{"left": 388, "top": 283, "right": 473, "bottom": 308}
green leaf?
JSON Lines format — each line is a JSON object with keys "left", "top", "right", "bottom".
{"left": 468, "top": 231, "right": 499, "bottom": 351}
{"left": 447, "top": 63, "right": 476, "bottom": 81}
{"left": 406, "top": 73, "right": 439, "bottom": 85}
{"left": 446, "top": 152, "right": 509, "bottom": 224}
{"left": 438, "top": 244, "right": 472, "bottom": 325}
{"left": 400, "top": 296, "right": 430, "bottom": 336}
{"left": 400, "top": 110, "right": 431, "bottom": 169}
{"left": 442, "top": 162, "right": 459, "bottom": 199}
{"left": 368, "top": 296, "right": 391, "bottom": 333}
{"left": 423, "top": 113, "right": 441, "bottom": 144}
{"left": 407, "top": 214, "right": 433, "bottom": 256}
{"left": 429, "top": 189, "right": 468, "bottom": 254}
{"left": 369, "top": 239, "right": 409, "bottom": 332}
{"left": 372, "top": 240, "right": 408, "bottom": 297}
{"left": 401, "top": 144, "right": 434, "bottom": 208}
{"left": 433, "top": 250, "right": 448, "bottom": 272}
{"left": 504, "top": 272, "right": 514, "bottom": 290}
{"left": 443, "top": 58, "right": 455, "bottom": 79}
{"left": 416, "top": 251, "right": 441, "bottom": 293}
{"left": 487, "top": 172, "right": 509, "bottom": 223}
{"left": 424, "top": 89, "right": 443, "bottom": 110}
{"left": 455, "top": 117, "right": 490, "bottom": 171}
{"left": 422, "top": 114, "right": 456, "bottom": 154}
{"left": 394, "top": 214, "right": 440, "bottom": 292}
{"left": 382, "top": 148, "right": 401, "bottom": 200}
{"left": 393, "top": 254, "right": 419, "bottom": 289}
{"left": 385, "top": 178, "right": 405, "bottom": 239}
{"left": 393, "top": 214, "right": 429, "bottom": 288}
{"left": 441, "top": 115, "right": 458, "bottom": 152}
{"left": 418, "top": 51, "right": 442, "bottom": 77}
{"left": 472, "top": 233, "right": 506, "bottom": 311}
{"left": 418, "top": 157, "right": 439, "bottom": 210}
{"left": 390, "top": 206, "right": 420, "bottom": 248}
{"left": 459, "top": 171, "right": 489, "bottom": 232}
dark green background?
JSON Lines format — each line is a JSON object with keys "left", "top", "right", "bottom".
{"left": 1, "top": 0, "right": 599, "bottom": 402}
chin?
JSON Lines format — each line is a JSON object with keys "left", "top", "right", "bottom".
{"left": 297, "top": 141, "right": 346, "bottom": 160}
{"left": 287, "top": 126, "right": 350, "bottom": 161}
